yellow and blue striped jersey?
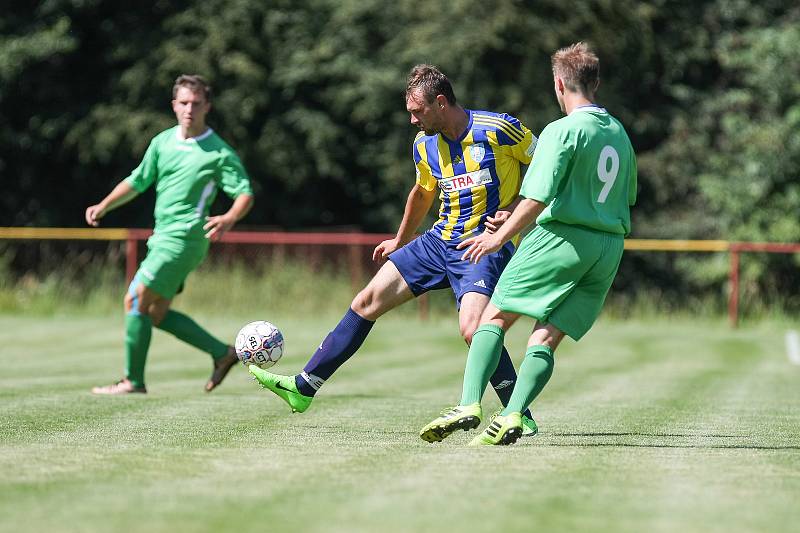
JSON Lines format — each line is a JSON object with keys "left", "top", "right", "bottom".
{"left": 413, "top": 109, "right": 536, "bottom": 242}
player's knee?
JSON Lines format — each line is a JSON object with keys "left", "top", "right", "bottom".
{"left": 125, "top": 292, "right": 153, "bottom": 318}
{"left": 458, "top": 320, "right": 479, "bottom": 344}
{"left": 134, "top": 302, "right": 151, "bottom": 317}
{"left": 351, "top": 286, "right": 385, "bottom": 320}
{"left": 351, "top": 289, "right": 374, "bottom": 317}
{"left": 460, "top": 322, "right": 478, "bottom": 344}
{"left": 123, "top": 293, "right": 134, "bottom": 313}
{"left": 529, "top": 325, "right": 564, "bottom": 350}
{"left": 149, "top": 309, "right": 166, "bottom": 326}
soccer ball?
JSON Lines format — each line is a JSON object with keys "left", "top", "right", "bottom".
{"left": 234, "top": 321, "right": 284, "bottom": 369}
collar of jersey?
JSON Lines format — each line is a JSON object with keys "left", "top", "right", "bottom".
{"left": 572, "top": 105, "right": 607, "bottom": 114}
{"left": 175, "top": 127, "right": 214, "bottom": 142}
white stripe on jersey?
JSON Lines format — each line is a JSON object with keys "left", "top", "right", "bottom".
{"left": 192, "top": 181, "right": 216, "bottom": 227}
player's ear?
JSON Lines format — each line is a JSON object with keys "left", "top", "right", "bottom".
{"left": 435, "top": 94, "right": 447, "bottom": 110}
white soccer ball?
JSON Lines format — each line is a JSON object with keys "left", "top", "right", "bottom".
{"left": 234, "top": 321, "right": 284, "bottom": 369}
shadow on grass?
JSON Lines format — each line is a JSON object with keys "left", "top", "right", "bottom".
{"left": 537, "top": 433, "right": 800, "bottom": 450}
{"left": 551, "top": 432, "right": 740, "bottom": 438}
{"left": 537, "top": 442, "right": 800, "bottom": 450}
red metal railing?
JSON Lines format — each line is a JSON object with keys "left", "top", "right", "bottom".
{"left": 2, "top": 227, "right": 799, "bottom": 326}
{"left": 726, "top": 242, "right": 800, "bottom": 326}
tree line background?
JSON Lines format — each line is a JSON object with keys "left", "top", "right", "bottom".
{"left": 1, "top": 0, "right": 799, "bottom": 312}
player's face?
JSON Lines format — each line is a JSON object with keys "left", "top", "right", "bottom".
{"left": 172, "top": 87, "right": 210, "bottom": 130}
{"left": 406, "top": 89, "right": 443, "bottom": 135}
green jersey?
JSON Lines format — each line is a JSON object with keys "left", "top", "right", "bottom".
{"left": 125, "top": 126, "right": 253, "bottom": 245}
{"left": 520, "top": 106, "right": 636, "bottom": 235}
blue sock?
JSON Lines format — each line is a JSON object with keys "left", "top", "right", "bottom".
{"left": 295, "top": 308, "right": 375, "bottom": 396}
{"left": 490, "top": 346, "right": 533, "bottom": 420}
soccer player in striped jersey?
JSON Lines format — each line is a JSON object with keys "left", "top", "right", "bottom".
{"left": 250, "top": 65, "right": 539, "bottom": 435}
{"left": 420, "top": 42, "right": 637, "bottom": 445}
{"left": 86, "top": 75, "right": 254, "bottom": 395}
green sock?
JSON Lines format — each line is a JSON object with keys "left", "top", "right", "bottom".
{"left": 501, "top": 345, "right": 554, "bottom": 415}
{"left": 460, "top": 324, "right": 505, "bottom": 406}
{"left": 156, "top": 310, "right": 229, "bottom": 360}
{"left": 125, "top": 313, "right": 152, "bottom": 389}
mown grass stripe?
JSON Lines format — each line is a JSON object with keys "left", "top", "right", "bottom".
{"left": 1, "top": 315, "right": 798, "bottom": 533}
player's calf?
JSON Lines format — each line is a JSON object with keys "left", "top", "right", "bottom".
{"left": 205, "top": 346, "right": 239, "bottom": 392}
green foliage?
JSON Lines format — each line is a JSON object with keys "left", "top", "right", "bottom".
{"left": 637, "top": 1, "right": 800, "bottom": 301}
{"left": 1, "top": 0, "right": 798, "bottom": 310}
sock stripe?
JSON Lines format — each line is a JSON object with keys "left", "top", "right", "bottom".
{"left": 300, "top": 371, "right": 325, "bottom": 391}
{"left": 475, "top": 323, "right": 505, "bottom": 338}
{"left": 526, "top": 344, "right": 554, "bottom": 358}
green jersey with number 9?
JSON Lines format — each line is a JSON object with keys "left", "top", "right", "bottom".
{"left": 520, "top": 105, "right": 636, "bottom": 235}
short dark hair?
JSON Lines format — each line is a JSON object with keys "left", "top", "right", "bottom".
{"left": 405, "top": 64, "right": 457, "bottom": 105}
{"left": 172, "top": 74, "right": 212, "bottom": 101}
{"left": 552, "top": 42, "right": 600, "bottom": 96}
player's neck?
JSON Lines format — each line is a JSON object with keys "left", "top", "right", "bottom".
{"left": 441, "top": 106, "right": 469, "bottom": 141}
{"left": 564, "top": 93, "right": 596, "bottom": 115}
{"left": 179, "top": 123, "right": 209, "bottom": 140}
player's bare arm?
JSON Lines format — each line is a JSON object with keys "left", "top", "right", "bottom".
{"left": 85, "top": 181, "right": 139, "bottom": 226}
{"left": 204, "top": 193, "right": 254, "bottom": 241}
{"left": 458, "top": 197, "right": 547, "bottom": 264}
{"left": 372, "top": 184, "right": 437, "bottom": 262}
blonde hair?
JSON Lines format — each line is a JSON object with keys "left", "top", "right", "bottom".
{"left": 552, "top": 42, "right": 599, "bottom": 96}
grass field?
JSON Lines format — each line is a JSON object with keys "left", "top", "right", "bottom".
{"left": 1, "top": 312, "right": 799, "bottom": 533}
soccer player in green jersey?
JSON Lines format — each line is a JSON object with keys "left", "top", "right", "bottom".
{"left": 420, "top": 42, "right": 637, "bottom": 445}
{"left": 86, "top": 74, "right": 254, "bottom": 395}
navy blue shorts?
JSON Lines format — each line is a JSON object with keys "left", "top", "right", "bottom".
{"left": 388, "top": 231, "right": 515, "bottom": 308}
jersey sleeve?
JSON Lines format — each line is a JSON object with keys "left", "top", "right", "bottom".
{"left": 217, "top": 150, "right": 253, "bottom": 198}
{"left": 519, "top": 122, "right": 574, "bottom": 204}
{"left": 492, "top": 113, "right": 536, "bottom": 165}
{"left": 413, "top": 139, "right": 437, "bottom": 191}
{"left": 509, "top": 122, "right": 538, "bottom": 165}
{"left": 123, "top": 138, "right": 159, "bottom": 192}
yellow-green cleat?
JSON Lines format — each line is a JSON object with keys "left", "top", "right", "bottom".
{"left": 248, "top": 366, "right": 313, "bottom": 413}
{"left": 521, "top": 415, "right": 538, "bottom": 437}
{"left": 490, "top": 409, "right": 538, "bottom": 437}
{"left": 468, "top": 412, "right": 523, "bottom": 446}
{"left": 419, "top": 403, "right": 482, "bottom": 443}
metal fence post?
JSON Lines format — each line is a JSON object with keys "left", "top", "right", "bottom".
{"left": 728, "top": 247, "right": 740, "bottom": 328}
{"left": 126, "top": 235, "right": 138, "bottom": 283}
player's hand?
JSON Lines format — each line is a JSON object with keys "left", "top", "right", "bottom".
{"left": 372, "top": 238, "right": 402, "bottom": 263}
{"left": 204, "top": 213, "right": 235, "bottom": 242}
{"left": 457, "top": 232, "right": 502, "bottom": 264}
{"left": 485, "top": 210, "right": 510, "bottom": 234}
{"left": 85, "top": 204, "right": 106, "bottom": 227}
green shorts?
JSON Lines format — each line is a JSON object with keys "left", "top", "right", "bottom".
{"left": 135, "top": 237, "right": 209, "bottom": 299}
{"left": 491, "top": 221, "right": 624, "bottom": 340}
